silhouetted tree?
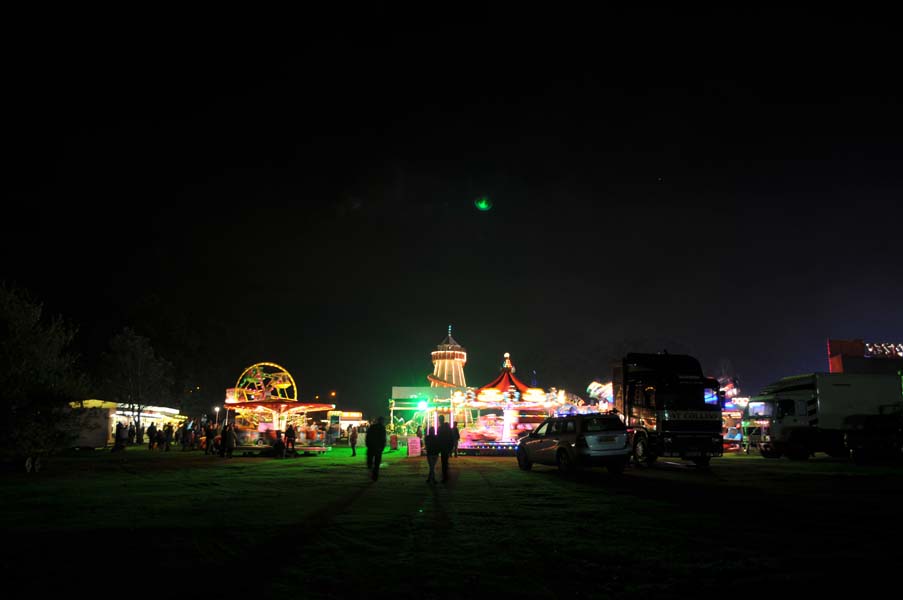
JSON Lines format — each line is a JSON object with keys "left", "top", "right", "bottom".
{"left": 100, "top": 328, "right": 173, "bottom": 430}
{"left": 0, "top": 283, "right": 88, "bottom": 461}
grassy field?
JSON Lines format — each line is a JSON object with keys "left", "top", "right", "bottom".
{"left": 2, "top": 448, "right": 901, "bottom": 598}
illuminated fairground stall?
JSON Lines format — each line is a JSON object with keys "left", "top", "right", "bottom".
{"left": 717, "top": 374, "right": 746, "bottom": 450}
{"left": 390, "top": 352, "right": 587, "bottom": 455}
{"left": 586, "top": 381, "right": 614, "bottom": 410}
{"left": 224, "top": 362, "right": 334, "bottom": 446}
{"left": 327, "top": 410, "right": 367, "bottom": 438}
{"left": 722, "top": 397, "right": 748, "bottom": 450}
{"left": 388, "top": 331, "right": 590, "bottom": 454}
{"left": 65, "top": 400, "right": 186, "bottom": 448}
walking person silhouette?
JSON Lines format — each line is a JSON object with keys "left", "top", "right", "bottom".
{"left": 350, "top": 426, "right": 359, "bottom": 457}
{"left": 366, "top": 417, "right": 387, "bottom": 481}
{"left": 424, "top": 426, "right": 439, "bottom": 483}
{"left": 437, "top": 415, "right": 454, "bottom": 483}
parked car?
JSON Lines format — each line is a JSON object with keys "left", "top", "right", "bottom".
{"left": 516, "top": 413, "right": 631, "bottom": 474}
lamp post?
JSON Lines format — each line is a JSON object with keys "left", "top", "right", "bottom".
{"left": 214, "top": 406, "right": 220, "bottom": 427}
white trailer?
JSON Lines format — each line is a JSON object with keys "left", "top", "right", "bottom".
{"left": 743, "top": 373, "right": 903, "bottom": 460}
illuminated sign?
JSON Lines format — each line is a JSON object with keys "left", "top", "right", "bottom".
{"left": 865, "top": 342, "right": 903, "bottom": 358}
{"left": 663, "top": 411, "right": 722, "bottom": 420}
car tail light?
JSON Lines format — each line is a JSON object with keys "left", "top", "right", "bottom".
{"left": 576, "top": 435, "right": 588, "bottom": 448}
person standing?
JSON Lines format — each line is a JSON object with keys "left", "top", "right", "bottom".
{"left": 285, "top": 424, "right": 296, "bottom": 451}
{"left": 163, "top": 423, "right": 173, "bottom": 452}
{"left": 204, "top": 422, "right": 216, "bottom": 455}
{"left": 350, "top": 426, "right": 359, "bottom": 457}
{"left": 112, "top": 422, "right": 126, "bottom": 452}
{"left": 437, "top": 415, "right": 454, "bottom": 482}
{"left": 452, "top": 422, "right": 461, "bottom": 457}
{"left": 146, "top": 423, "right": 157, "bottom": 450}
{"left": 424, "top": 426, "right": 439, "bottom": 484}
{"left": 366, "top": 417, "right": 387, "bottom": 481}
{"left": 222, "top": 423, "right": 237, "bottom": 458}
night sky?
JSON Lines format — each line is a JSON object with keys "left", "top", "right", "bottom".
{"left": 6, "top": 11, "right": 902, "bottom": 416}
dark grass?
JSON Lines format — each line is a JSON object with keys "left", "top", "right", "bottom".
{"left": 2, "top": 449, "right": 901, "bottom": 598}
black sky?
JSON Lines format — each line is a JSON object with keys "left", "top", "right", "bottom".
{"left": 6, "top": 10, "right": 902, "bottom": 416}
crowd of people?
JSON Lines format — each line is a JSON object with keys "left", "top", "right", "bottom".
{"left": 111, "top": 420, "right": 241, "bottom": 457}
{"left": 362, "top": 415, "right": 461, "bottom": 483}
{"left": 110, "top": 415, "right": 465, "bottom": 483}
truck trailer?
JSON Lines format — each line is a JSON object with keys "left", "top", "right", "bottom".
{"left": 742, "top": 372, "right": 903, "bottom": 461}
{"left": 612, "top": 353, "right": 723, "bottom": 467}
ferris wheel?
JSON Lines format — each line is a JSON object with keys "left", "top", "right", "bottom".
{"left": 233, "top": 362, "right": 298, "bottom": 403}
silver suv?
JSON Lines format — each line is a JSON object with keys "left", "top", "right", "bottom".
{"left": 516, "top": 413, "right": 630, "bottom": 474}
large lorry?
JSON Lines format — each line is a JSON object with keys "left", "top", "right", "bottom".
{"left": 742, "top": 372, "right": 903, "bottom": 461}
{"left": 612, "top": 353, "right": 723, "bottom": 467}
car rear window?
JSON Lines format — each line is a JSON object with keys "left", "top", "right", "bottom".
{"left": 583, "top": 417, "right": 625, "bottom": 432}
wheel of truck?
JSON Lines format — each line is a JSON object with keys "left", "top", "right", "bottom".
{"left": 556, "top": 450, "right": 574, "bottom": 474}
{"left": 692, "top": 456, "right": 711, "bottom": 468}
{"left": 759, "top": 448, "right": 782, "bottom": 459}
{"left": 633, "top": 437, "right": 656, "bottom": 467}
{"left": 516, "top": 448, "right": 532, "bottom": 471}
{"left": 23, "top": 456, "right": 34, "bottom": 473}
{"left": 32, "top": 456, "right": 43, "bottom": 473}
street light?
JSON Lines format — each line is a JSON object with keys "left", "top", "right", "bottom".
{"left": 214, "top": 406, "right": 220, "bottom": 427}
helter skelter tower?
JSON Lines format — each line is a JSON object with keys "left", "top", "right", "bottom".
{"left": 427, "top": 325, "right": 467, "bottom": 388}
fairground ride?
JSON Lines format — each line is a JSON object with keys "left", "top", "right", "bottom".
{"left": 389, "top": 353, "right": 588, "bottom": 455}
{"left": 224, "top": 362, "right": 334, "bottom": 445}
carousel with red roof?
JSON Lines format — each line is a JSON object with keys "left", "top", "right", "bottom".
{"left": 454, "top": 352, "right": 561, "bottom": 454}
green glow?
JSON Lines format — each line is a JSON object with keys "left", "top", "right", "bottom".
{"left": 474, "top": 197, "right": 492, "bottom": 211}
{"left": 417, "top": 400, "right": 428, "bottom": 411}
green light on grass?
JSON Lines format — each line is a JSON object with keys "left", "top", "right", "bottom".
{"left": 474, "top": 197, "right": 492, "bottom": 211}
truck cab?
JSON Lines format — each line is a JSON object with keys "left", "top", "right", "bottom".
{"left": 613, "top": 353, "right": 723, "bottom": 467}
{"left": 742, "top": 397, "right": 810, "bottom": 458}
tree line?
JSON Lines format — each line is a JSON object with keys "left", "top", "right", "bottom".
{"left": 0, "top": 282, "right": 203, "bottom": 454}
